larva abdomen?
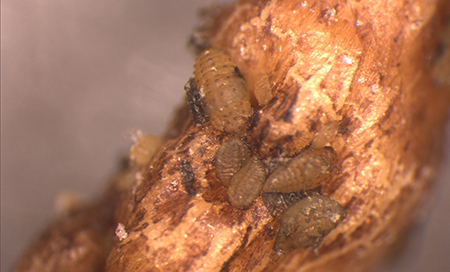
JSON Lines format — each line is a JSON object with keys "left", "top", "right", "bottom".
{"left": 227, "top": 156, "right": 266, "bottom": 210}
{"left": 274, "top": 193, "right": 347, "bottom": 255}
{"left": 128, "top": 130, "right": 161, "bottom": 167}
{"left": 254, "top": 73, "right": 272, "bottom": 106}
{"left": 215, "top": 137, "right": 251, "bottom": 187}
{"left": 263, "top": 147, "right": 338, "bottom": 193}
{"left": 193, "top": 48, "right": 252, "bottom": 135}
{"left": 310, "top": 120, "right": 339, "bottom": 150}
{"left": 261, "top": 191, "right": 305, "bottom": 218}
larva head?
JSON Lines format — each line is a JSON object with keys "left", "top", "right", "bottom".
{"left": 193, "top": 48, "right": 237, "bottom": 89}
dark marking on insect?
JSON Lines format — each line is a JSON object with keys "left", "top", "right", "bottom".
{"left": 193, "top": 48, "right": 253, "bottom": 135}
{"left": 185, "top": 77, "right": 207, "bottom": 124}
{"left": 215, "top": 137, "right": 251, "bottom": 187}
{"left": 274, "top": 193, "right": 347, "bottom": 256}
{"left": 180, "top": 159, "right": 196, "bottom": 196}
{"left": 234, "top": 66, "right": 244, "bottom": 79}
{"left": 263, "top": 147, "right": 338, "bottom": 193}
{"left": 227, "top": 156, "right": 266, "bottom": 209}
{"left": 261, "top": 191, "right": 305, "bottom": 218}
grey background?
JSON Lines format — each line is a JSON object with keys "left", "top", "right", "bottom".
{"left": 2, "top": 0, "right": 449, "bottom": 271}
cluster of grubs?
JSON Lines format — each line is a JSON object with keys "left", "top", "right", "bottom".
{"left": 184, "top": 48, "right": 347, "bottom": 256}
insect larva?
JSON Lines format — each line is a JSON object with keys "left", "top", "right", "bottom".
{"left": 274, "top": 193, "right": 347, "bottom": 255}
{"left": 227, "top": 156, "right": 266, "bottom": 209}
{"left": 263, "top": 147, "right": 338, "bottom": 193}
{"left": 128, "top": 129, "right": 162, "bottom": 167}
{"left": 261, "top": 191, "right": 305, "bottom": 218}
{"left": 215, "top": 137, "right": 251, "bottom": 187}
{"left": 193, "top": 48, "right": 253, "bottom": 135}
{"left": 310, "top": 120, "right": 339, "bottom": 150}
{"left": 254, "top": 73, "right": 273, "bottom": 106}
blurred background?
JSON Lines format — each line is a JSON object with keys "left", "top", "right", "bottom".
{"left": 2, "top": 0, "right": 449, "bottom": 271}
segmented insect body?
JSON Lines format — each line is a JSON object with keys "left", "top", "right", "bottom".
{"left": 186, "top": 47, "right": 347, "bottom": 256}
{"left": 263, "top": 147, "right": 338, "bottom": 193}
{"left": 128, "top": 130, "right": 162, "bottom": 167}
{"left": 310, "top": 120, "right": 339, "bottom": 150}
{"left": 193, "top": 48, "right": 253, "bottom": 135}
{"left": 254, "top": 73, "right": 273, "bottom": 106}
{"left": 227, "top": 156, "right": 266, "bottom": 209}
{"left": 215, "top": 137, "right": 251, "bottom": 187}
{"left": 274, "top": 193, "right": 347, "bottom": 255}
{"left": 261, "top": 192, "right": 305, "bottom": 218}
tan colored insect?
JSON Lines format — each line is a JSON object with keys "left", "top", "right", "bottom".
{"left": 310, "top": 120, "right": 339, "bottom": 150}
{"left": 261, "top": 191, "right": 305, "bottom": 218}
{"left": 274, "top": 193, "right": 347, "bottom": 255}
{"left": 127, "top": 129, "right": 162, "bottom": 167}
{"left": 254, "top": 73, "right": 273, "bottom": 106}
{"left": 263, "top": 147, "right": 338, "bottom": 193}
{"left": 193, "top": 48, "right": 253, "bottom": 135}
{"left": 215, "top": 137, "right": 251, "bottom": 187}
{"left": 227, "top": 156, "right": 266, "bottom": 209}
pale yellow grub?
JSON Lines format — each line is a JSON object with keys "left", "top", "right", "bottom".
{"left": 54, "top": 191, "right": 83, "bottom": 215}
{"left": 310, "top": 120, "right": 339, "bottom": 150}
{"left": 128, "top": 129, "right": 162, "bottom": 167}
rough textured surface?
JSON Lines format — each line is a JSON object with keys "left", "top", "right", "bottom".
{"left": 274, "top": 193, "right": 347, "bottom": 255}
{"left": 189, "top": 1, "right": 450, "bottom": 271}
{"left": 215, "top": 136, "right": 251, "bottom": 187}
{"left": 228, "top": 156, "right": 266, "bottom": 209}
{"left": 263, "top": 147, "right": 338, "bottom": 193}
{"left": 11, "top": 205, "right": 111, "bottom": 272}
{"left": 11, "top": 165, "right": 132, "bottom": 272}
{"left": 9, "top": 0, "right": 450, "bottom": 271}
{"left": 108, "top": 0, "right": 450, "bottom": 271}
{"left": 193, "top": 48, "right": 253, "bottom": 135}
{"left": 254, "top": 73, "right": 273, "bottom": 106}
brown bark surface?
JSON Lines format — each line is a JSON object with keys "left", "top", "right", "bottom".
{"left": 10, "top": 167, "right": 128, "bottom": 272}
{"left": 13, "top": 0, "right": 450, "bottom": 271}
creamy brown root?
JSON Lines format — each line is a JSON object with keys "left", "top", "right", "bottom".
{"left": 13, "top": 0, "right": 450, "bottom": 271}
{"left": 106, "top": 0, "right": 450, "bottom": 271}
